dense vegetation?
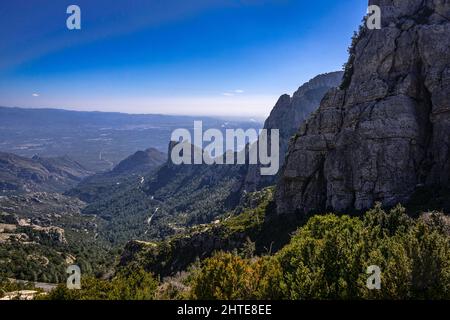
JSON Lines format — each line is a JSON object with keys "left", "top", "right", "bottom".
{"left": 0, "top": 235, "right": 114, "bottom": 284}
{"left": 37, "top": 203, "right": 449, "bottom": 300}
{"left": 189, "top": 205, "right": 450, "bottom": 299}
{"left": 41, "top": 266, "right": 158, "bottom": 300}
{"left": 81, "top": 160, "right": 249, "bottom": 245}
{"left": 0, "top": 193, "right": 114, "bottom": 283}
{"left": 118, "top": 188, "right": 274, "bottom": 277}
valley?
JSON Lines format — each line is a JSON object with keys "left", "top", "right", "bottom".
{"left": 0, "top": 107, "right": 261, "bottom": 172}
{"left": 0, "top": 0, "right": 449, "bottom": 301}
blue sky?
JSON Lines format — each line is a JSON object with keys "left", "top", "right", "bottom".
{"left": 0, "top": 0, "right": 367, "bottom": 118}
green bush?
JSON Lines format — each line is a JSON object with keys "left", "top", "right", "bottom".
{"left": 43, "top": 204, "right": 450, "bottom": 300}
{"left": 189, "top": 205, "right": 450, "bottom": 300}
{"left": 43, "top": 266, "right": 158, "bottom": 300}
{"left": 189, "top": 252, "right": 282, "bottom": 300}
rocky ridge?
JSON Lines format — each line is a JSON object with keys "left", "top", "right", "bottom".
{"left": 0, "top": 152, "right": 92, "bottom": 195}
{"left": 244, "top": 72, "right": 343, "bottom": 191}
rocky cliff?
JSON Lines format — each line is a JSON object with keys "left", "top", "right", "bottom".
{"left": 244, "top": 71, "right": 343, "bottom": 191}
{"left": 276, "top": 0, "right": 450, "bottom": 215}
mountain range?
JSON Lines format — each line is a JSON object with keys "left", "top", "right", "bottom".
{"left": 0, "top": 152, "right": 92, "bottom": 195}
{"left": 117, "top": 0, "right": 450, "bottom": 279}
{"left": 0, "top": 0, "right": 449, "bottom": 299}
{"left": 0, "top": 107, "right": 261, "bottom": 172}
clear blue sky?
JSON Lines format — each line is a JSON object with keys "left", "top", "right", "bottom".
{"left": 0, "top": 0, "right": 367, "bottom": 118}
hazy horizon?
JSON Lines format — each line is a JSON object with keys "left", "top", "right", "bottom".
{"left": 0, "top": 104, "right": 267, "bottom": 122}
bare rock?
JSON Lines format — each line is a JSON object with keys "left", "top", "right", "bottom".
{"left": 277, "top": 0, "right": 450, "bottom": 216}
{"left": 244, "top": 72, "right": 343, "bottom": 191}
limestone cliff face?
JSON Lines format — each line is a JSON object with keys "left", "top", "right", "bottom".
{"left": 244, "top": 72, "right": 343, "bottom": 191}
{"left": 276, "top": 0, "right": 450, "bottom": 215}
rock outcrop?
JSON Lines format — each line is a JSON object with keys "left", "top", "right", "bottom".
{"left": 276, "top": 0, "right": 450, "bottom": 215}
{"left": 244, "top": 72, "right": 343, "bottom": 191}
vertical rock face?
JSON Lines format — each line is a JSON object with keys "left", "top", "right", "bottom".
{"left": 265, "top": 72, "right": 344, "bottom": 163}
{"left": 276, "top": 0, "right": 450, "bottom": 215}
{"left": 244, "top": 72, "right": 343, "bottom": 191}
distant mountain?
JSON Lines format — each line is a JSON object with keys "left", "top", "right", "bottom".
{"left": 0, "top": 106, "right": 261, "bottom": 172}
{"left": 73, "top": 142, "right": 248, "bottom": 245}
{"left": 142, "top": 142, "right": 248, "bottom": 223}
{"left": 67, "top": 148, "right": 166, "bottom": 203}
{"left": 244, "top": 71, "right": 343, "bottom": 191}
{"left": 0, "top": 152, "right": 92, "bottom": 195}
{"left": 112, "top": 148, "right": 166, "bottom": 175}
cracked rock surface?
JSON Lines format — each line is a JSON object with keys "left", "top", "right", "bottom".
{"left": 276, "top": 0, "right": 450, "bottom": 215}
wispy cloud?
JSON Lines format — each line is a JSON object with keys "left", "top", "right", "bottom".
{"left": 222, "top": 89, "right": 244, "bottom": 96}
{"left": 32, "top": 93, "right": 39, "bottom": 97}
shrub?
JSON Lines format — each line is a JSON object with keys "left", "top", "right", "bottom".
{"left": 189, "top": 252, "right": 282, "bottom": 300}
{"left": 44, "top": 266, "right": 158, "bottom": 300}
{"left": 189, "top": 205, "right": 450, "bottom": 300}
